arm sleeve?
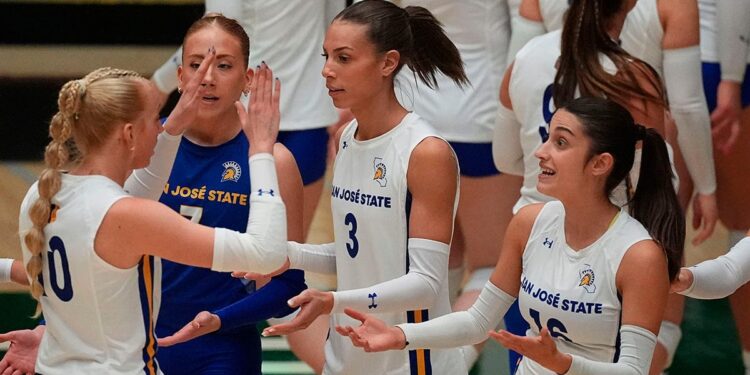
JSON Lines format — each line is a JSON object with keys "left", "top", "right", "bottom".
{"left": 717, "top": 0, "right": 750, "bottom": 82}
{"left": 662, "top": 46, "right": 717, "bottom": 194}
{"left": 567, "top": 325, "right": 656, "bottom": 375}
{"left": 212, "top": 153, "right": 287, "bottom": 274}
{"left": 215, "top": 269, "right": 307, "bottom": 332}
{"left": 123, "top": 131, "right": 182, "bottom": 200}
{"left": 396, "top": 281, "right": 515, "bottom": 349}
{"left": 507, "top": 16, "right": 547, "bottom": 66}
{"left": 492, "top": 103, "right": 525, "bottom": 176}
{"left": 330, "top": 238, "right": 448, "bottom": 314}
{"left": 680, "top": 237, "right": 750, "bottom": 299}
{"left": 288, "top": 241, "right": 337, "bottom": 275}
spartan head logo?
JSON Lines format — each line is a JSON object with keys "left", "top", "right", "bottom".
{"left": 578, "top": 264, "right": 596, "bottom": 293}
{"left": 221, "top": 161, "right": 241, "bottom": 182}
{"left": 373, "top": 157, "right": 387, "bottom": 187}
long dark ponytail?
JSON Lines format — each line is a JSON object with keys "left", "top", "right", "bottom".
{"left": 563, "top": 97, "right": 684, "bottom": 281}
{"left": 554, "top": 0, "right": 665, "bottom": 111}
{"left": 334, "top": 0, "right": 468, "bottom": 89}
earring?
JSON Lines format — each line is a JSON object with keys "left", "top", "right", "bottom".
{"left": 177, "top": 87, "right": 183, "bottom": 94}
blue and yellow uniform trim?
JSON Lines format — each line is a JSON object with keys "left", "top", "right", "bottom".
{"left": 137, "top": 255, "right": 158, "bottom": 375}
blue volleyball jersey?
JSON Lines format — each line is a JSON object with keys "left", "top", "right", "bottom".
{"left": 155, "top": 131, "right": 304, "bottom": 374}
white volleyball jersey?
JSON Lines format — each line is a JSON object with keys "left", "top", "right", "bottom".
{"left": 234, "top": 0, "right": 338, "bottom": 130}
{"left": 18, "top": 174, "right": 161, "bottom": 375}
{"left": 621, "top": 0, "right": 664, "bottom": 75}
{"left": 325, "top": 113, "right": 464, "bottom": 374}
{"left": 516, "top": 201, "right": 651, "bottom": 374}
{"left": 396, "top": 0, "right": 510, "bottom": 142}
{"left": 538, "top": 0, "right": 568, "bottom": 31}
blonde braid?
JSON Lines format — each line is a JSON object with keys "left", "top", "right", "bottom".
{"left": 24, "top": 80, "right": 80, "bottom": 315}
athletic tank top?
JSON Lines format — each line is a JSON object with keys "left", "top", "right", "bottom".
{"left": 324, "top": 113, "right": 464, "bottom": 374}
{"left": 621, "top": 0, "right": 664, "bottom": 75}
{"left": 396, "top": 0, "right": 510, "bottom": 142}
{"left": 19, "top": 175, "right": 160, "bottom": 375}
{"left": 516, "top": 201, "right": 651, "bottom": 374}
{"left": 538, "top": 0, "right": 568, "bottom": 31}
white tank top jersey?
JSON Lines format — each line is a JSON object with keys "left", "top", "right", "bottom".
{"left": 698, "top": 0, "right": 750, "bottom": 63}
{"left": 396, "top": 0, "right": 510, "bottom": 142}
{"left": 538, "top": 0, "right": 568, "bottom": 31}
{"left": 325, "top": 113, "right": 464, "bottom": 374}
{"left": 18, "top": 175, "right": 162, "bottom": 375}
{"left": 238, "top": 1, "right": 338, "bottom": 131}
{"left": 516, "top": 201, "right": 652, "bottom": 374}
{"left": 621, "top": 0, "right": 664, "bottom": 75}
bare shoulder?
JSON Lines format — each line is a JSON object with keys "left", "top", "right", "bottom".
{"left": 519, "top": 0, "right": 543, "bottom": 22}
{"left": 617, "top": 239, "right": 669, "bottom": 285}
{"left": 511, "top": 203, "right": 544, "bottom": 237}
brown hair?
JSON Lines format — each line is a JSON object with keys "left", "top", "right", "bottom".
{"left": 554, "top": 0, "right": 665, "bottom": 111}
{"left": 563, "top": 97, "right": 684, "bottom": 281}
{"left": 335, "top": 0, "right": 468, "bottom": 89}
{"left": 25, "top": 68, "right": 145, "bottom": 315}
{"left": 183, "top": 13, "right": 250, "bottom": 68}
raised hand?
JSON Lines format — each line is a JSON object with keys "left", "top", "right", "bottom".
{"left": 670, "top": 268, "right": 694, "bottom": 294}
{"left": 0, "top": 326, "right": 44, "bottom": 375}
{"left": 236, "top": 63, "right": 281, "bottom": 155}
{"left": 489, "top": 328, "right": 571, "bottom": 374}
{"left": 262, "top": 288, "right": 332, "bottom": 336}
{"left": 334, "top": 308, "right": 406, "bottom": 352}
{"left": 163, "top": 46, "right": 216, "bottom": 135}
{"left": 157, "top": 311, "right": 221, "bottom": 347}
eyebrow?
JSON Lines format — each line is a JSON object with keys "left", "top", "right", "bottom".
{"left": 552, "top": 125, "right": 576, "bottom": 136}
{"left": 186, "top": 54, "right": 237, "bottom": 60}
{"left": 323, "top": 46, "right": 353, "bottom": 53}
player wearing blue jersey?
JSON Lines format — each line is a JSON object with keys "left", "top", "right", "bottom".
{"left": 148, "top": 14, "right": 307, "bottom": 375}
{"left": 337, "top": 96, "right": 685, "bottom": 375}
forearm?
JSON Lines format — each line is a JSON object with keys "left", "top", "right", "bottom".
{"left": 124, "top": 131, "right": 182, "bottom": 200}
{"left": 397, "top": 281, "right": 515, "bottom": 349}
{"left": 216, "top": 270, "right": 307, "bottom": 332}
{"left": 332, "top": 239, "right": 447, "bottom": 314}
{"left": 212, "top": 154, "right": 287, "bottom": 274}
{"left": 663, "top": 46, "right": 716, "bottom": 194}
{"left": 566, "top": 325, "right": 656, "bottom": 375}
{"left": 681, "top": 237, "right": 750, "bottom": 299}
{"left": 287, "top": 241, "right": 337, "bottom": 275}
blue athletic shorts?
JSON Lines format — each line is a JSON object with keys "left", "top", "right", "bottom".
{"left": 448, "top": 141, "right": 501, "bottom": 177}
{"left": 277, "top": 127, "right": 329, "bottom": 185}
{"left": 701, "top": 62, "right": 750, "bottom": 112}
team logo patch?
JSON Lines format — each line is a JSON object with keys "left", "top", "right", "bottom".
{"left": 221, "top": 161, "right": 241, "bottom": 182}
{"left": 373, "top": 157, "right": 387, "bottom": 187}
{"left": 578, "top": 264, "right": 596, "bottom": 293}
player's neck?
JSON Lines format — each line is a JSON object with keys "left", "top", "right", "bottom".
{"left": 561, "top": 196, "right": 619, "bottom": 251}
{"left": 351, "top": 90, "right": 408, "bottom": 141}
{"left": 184, "top": 111, "right": 242, "bottom": 146}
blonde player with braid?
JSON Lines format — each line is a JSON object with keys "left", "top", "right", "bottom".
{"left": 16, "top": 61, "right": 288, "bottom": 374}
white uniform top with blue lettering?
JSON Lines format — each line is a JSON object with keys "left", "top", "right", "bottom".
{"left": 326, "top": 113, "right": 464, "bottom": 375}
{"left": 621, "top": 0, "right": 664, "bottom": 75}
{"left": 516, "top": 201, "right": 651, "bottom": 374}
{"left": 396, "top": 0, "right": 509, "bottom": 142}
{"left": 18, "top": 175, "right": 162, "bottom": 375}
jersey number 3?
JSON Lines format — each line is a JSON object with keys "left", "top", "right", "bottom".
{"left": 345, "top": 213, "right": 359, "bottom": 258}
